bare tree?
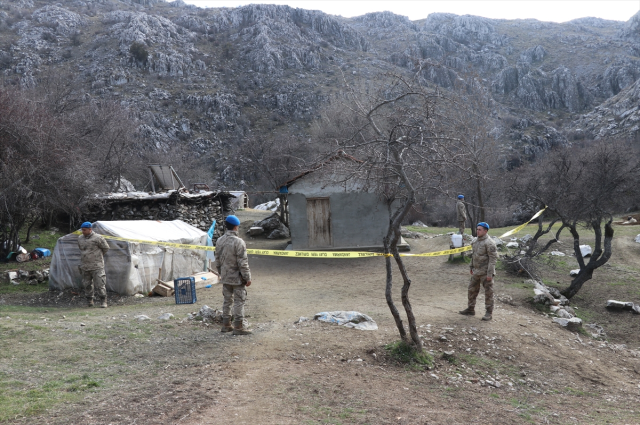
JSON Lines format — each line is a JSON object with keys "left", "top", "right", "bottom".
{"left": 317, "top": 69, "right": 464, "bottom": 350}
{"left": 511, "top": 139, "right": 640, "bottom": 298}
{"left": 440, "top": 79, "right": 507, "bottom": 234}
{"left": 0, "top": 83, "right": 138, "bottom": 257}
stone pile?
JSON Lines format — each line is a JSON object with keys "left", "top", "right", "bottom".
{"left": 4, "top": 269, "right": 49, "bottom": 285}
{"left": 84, "top": 192, "right": 234, "bottom": 236}
{"left": 529, "top": 279, "right": 583, "bottom": 331}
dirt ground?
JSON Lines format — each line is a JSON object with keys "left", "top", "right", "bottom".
{"left": 2, "top": 215, "right": 640, "bottom": 424}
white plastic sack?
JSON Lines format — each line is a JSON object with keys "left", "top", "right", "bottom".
{"left": 314, "top": 311, "right": 378, "bottom": 331}
{"left": 579, "top": 245, "right": 592, "bottom": 257}
{"left": 49, "top": 220, "right": 207, "bottom": 296}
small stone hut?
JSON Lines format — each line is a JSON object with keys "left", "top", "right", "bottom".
{"left": 81, "top": 190, "right": 235, "bottom": 242}
{"left": 284, "top": 154, "right": 392, "bottom": 250}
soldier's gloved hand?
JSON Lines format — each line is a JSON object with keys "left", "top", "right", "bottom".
{"left": 246, "top": 281, "right": 252, "bottom": 287}
{"left": 486, "top": 276, "right": 493, "bottom": 282}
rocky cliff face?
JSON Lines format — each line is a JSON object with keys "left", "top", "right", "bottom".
{"left": 0, "top": 0, "right": 638, "bottom": 188}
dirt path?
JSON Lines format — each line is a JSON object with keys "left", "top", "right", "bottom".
{"left": 4, "top": 231, "right": 640, "bottom": 424}
{"left": 176, "top": 237, "right": 640, "bottom": 424}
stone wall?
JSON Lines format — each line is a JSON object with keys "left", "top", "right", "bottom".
{"left": 83, "top": 191, "right": 234, "bottom": 240}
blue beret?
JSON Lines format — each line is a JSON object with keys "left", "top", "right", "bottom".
{"left": 477, "top": 222, "right": 489, "bottom": 230}
{"left": 225, "top": 215, "right": 240, "bottom": 226}
{"left": 80, "top": 222, "right": 92, "bottom": 229}
{"left": 457, "top": 195, "right": 464, "bottom": 199}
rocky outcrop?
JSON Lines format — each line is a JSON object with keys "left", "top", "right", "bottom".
{"left": 1, "top": 0, "right": 640, "bottom": 185}
{"left": 617, "top": 10, "right": 640, "bottom": 40}
{"left": 493, "top": 65, "right": 591, "bottom": 112}
{"left": 569, "top": 78, "right": 640, "bottom": 139}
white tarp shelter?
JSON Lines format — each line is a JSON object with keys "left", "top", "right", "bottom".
{"left": 49, "top": 221, "right": 207, "bottom": 295}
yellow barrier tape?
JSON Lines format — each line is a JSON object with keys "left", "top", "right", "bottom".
{"left": 497, "top": 207, "right": 546, "bottom": 238}
{"left": 71, "top": 231, "right": 217, "bottom": 251}
{"left": 71, "top": 207, "right": 546, "bottom": 258}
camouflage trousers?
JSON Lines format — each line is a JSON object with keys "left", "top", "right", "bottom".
{"left": 222, "top": 283, "right": 247, "bottom": 324}
{"left": 82, "top": 268, "right": 106, "bottom": 301}
{"left": 458, "top": 221, "right": 466, "bottom": 235}
{"left": 468, "top": 274, "right": 494, "bottom": 312}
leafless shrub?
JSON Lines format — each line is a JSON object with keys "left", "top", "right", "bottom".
{"left": 510, "top": 139, "right": 640, "bottom": 298}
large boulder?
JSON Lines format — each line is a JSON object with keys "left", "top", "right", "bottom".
{"left": 253, "top": 212, "right": 283, "bottom": 233}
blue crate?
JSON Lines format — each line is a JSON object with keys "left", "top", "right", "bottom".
{"left": 174, "top": 277, "right": 197, "bottom": 304}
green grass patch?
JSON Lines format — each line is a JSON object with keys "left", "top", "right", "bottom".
{"left": 384, "top": 340, "right": 434, "bottom": 370}
{"left": 0, "top": 373, "right": 101, "bottom": 422}
{"left": 447, "top": 254, "right": 470, "bottom": 264}
{"left": 0, "top": 280, "right": 51, "bottom": 294}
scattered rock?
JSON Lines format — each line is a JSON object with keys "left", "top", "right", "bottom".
{"left": 134, "top": 315, "right": 150, "bottom": 321}
{"left": 294, "top": 316, "right": 309, "bottom": 324}
{"left": 190, "top": 305, "right": 222, "bottom": 322}
{"left": 491, "top": 236, "right": 504, "bottom": 247}
{"left": 248, "top": 226, "right": 264, "bottom": 236}
{"left": 606, "top": 300, "right": 640, "bottom": 314}
{"left": 411, "top": 220, "right": 428, "bottom": 227}
{"left": 158, "top": 313, "right": 174, "bottom": 320}
{"left": 553, "top": 317, "right": 583, "bottom": 331}
{"left": 556, "top": 308, "right": 573, "bottom": 319}
{"left": 635, "top": 234, "right": 640, "bottom": 244}
{"left": 606, "top": 300, "right": 635, "bottom": 310}
{"left": 550, "top": 251, "right": 565, "bottom": 256}
{"left": 570, "top": 269, "right": 580, "bottom": 276}
{"left": 506, "top": 242, "right": 519, "bottom": 248}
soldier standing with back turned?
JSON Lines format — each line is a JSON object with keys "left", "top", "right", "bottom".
{"left": 215, "top": 215, "right": 253, "bottom": 335}
{"left": 77, "top": 222, "right": 110, "bottom": 308}
{"left": 456, "top": 195, "right": 467, "bottom": 235}
{"left": 459, "top": 222, "right": 498, "bottom": 321}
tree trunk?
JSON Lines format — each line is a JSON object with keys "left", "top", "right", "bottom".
{"left": 24, "top": 215, "right": 39, "bottom": 244}
{"left": 562, "top": 269, "right": 595, "bottom": 299}
{"left": 392, "top": 246, "right": 423, "bottom": 350}
{"left": 562, "top": 219, "right": 613, "bottom": 299}
{"left": 383, "top": 236, "right": 407, "bottom": 341}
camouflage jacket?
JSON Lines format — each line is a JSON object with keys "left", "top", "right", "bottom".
{"left": 214, "top": 230, "right": 251, "bottom": 286}
{"left": 470, "top": 234, "right": 498, "bottom": 277}
{"left": 456, "top": 200, "right": 467, "bottom": 222}
{"left": 78, "top": 232, "right": 109, "bottom": 271}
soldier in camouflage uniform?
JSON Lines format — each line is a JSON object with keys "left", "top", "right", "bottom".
{"left": 77, "top": 222, "right": 110, "bottom": 308}
{"left": 456, "top": 195, "right": 467, "bottom": 235}
{"left": 459, "top": 222, "right": 498, "bottom": 321}
{"left": 214, "top": 215, "right": 253, "bottom": 335}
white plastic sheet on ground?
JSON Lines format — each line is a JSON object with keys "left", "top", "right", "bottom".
{"left": 49, "top": 220, "right": 207, "bottom": 296}
{"left": 314, "top": 311, "right": 378, "bottom": 330}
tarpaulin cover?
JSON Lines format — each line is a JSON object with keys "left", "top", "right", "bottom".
{"left": 49, "top": 221, "right": 207, "bottom": 295}
{"left": 314, "top": 311, "right": 378, "bottom": 330}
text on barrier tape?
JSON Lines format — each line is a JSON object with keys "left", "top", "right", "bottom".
{"left": 71, "top": 207, "right": 546, "bottom": 258}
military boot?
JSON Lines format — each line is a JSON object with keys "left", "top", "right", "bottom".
{"left": 100, "top": 299, "right": 108, "bottom": 308}
{"left": 232, "top": 321, "right": 252, "bottom": 335}
{"left": 458, "top": 307, "right": 475, "bottom": 316}
{"left": 481, "top": 310, "right": 493, "bottom": 321}
{"left": 221, "top": 317, "right": 233, "bottom": 333}
{"left": 87, "top": 299, "right": 94, "bottom": 307}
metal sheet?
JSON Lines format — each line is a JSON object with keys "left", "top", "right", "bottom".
{"left": 148, "top": 164, "right": 183, "bottom": 190}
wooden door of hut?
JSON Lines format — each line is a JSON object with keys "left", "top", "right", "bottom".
{"left": 306, "top": 198, "right": 332, "bottom": 248}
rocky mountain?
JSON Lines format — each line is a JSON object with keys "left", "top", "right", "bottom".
{"left": 0, "top": 0, "right": 639, "bottom": 187}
